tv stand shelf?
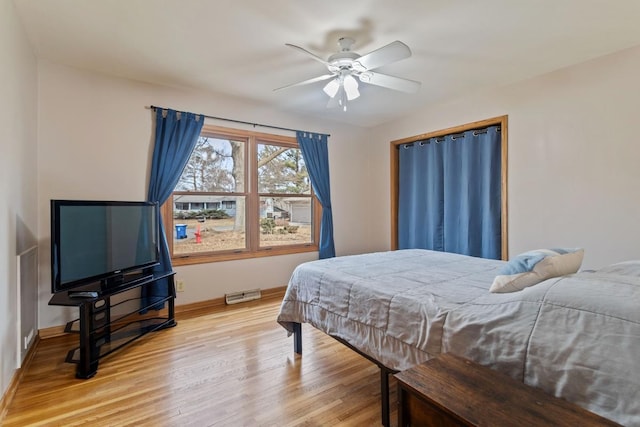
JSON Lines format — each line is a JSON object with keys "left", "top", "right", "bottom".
{"left": 49, "top": 271, "right": 177, "bottom": 379}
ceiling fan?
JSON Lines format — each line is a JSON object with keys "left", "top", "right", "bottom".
{"left": 275, "top": 37, "right": 421, "bottom": 111}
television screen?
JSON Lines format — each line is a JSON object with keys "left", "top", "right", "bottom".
{"left": 51, "top": 200, "right": 160, "bottom": 293}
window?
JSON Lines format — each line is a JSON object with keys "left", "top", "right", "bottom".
{"left": 164, "top": 125, "right": 319, "bottom": 265}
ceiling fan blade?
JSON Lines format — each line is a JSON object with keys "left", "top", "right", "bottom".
{"left": 285, "top": 43, "right": 328, "bottom": 65}
{"left": 359, "top": 71, "right": 421, "bottom": 93}
{"left": 354, "top": 40, "right": 412, "bottom": 71}
{"left": 274, "top": 74, "right": 335, "bottom": 91}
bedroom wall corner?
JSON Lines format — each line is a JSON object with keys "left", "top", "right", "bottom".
{"left": 0, "top": 0, "right": 39, "bottom": 406}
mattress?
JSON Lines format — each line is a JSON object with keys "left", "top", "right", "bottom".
{"left": 277, "top": 249, "right": 504, "bottom": 370}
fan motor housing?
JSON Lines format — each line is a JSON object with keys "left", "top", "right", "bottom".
{"left": 328, "top": 52, "right": 360, "bottom": 73}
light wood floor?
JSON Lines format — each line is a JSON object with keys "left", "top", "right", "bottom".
{"left": 3, "top": 295, "right": 397, "bottom": 426}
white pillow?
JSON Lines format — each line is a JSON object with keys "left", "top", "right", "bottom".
{"left": 597, "top": 260, "right": 640, "bottom": 277}
{"left": 490, "top": 248, "right": 584, "bottom": 293}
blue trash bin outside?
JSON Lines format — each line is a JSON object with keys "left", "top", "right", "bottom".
{"left": 175, "top": 224, "right": 188, "bottom": 239}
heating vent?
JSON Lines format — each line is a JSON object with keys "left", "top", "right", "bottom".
{"left": 17, "top": 245, "right": 38, "bottom": 368}
{"left": 225, "top": 289, "right": 261, "bottom": 305}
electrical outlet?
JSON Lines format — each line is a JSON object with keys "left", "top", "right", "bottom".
{"left": 176, "top": 280, "right": 185, "bottom": 292}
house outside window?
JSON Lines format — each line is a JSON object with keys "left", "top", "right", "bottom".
{"left": 164, "top": 125, "right": 319, "bottom": 265}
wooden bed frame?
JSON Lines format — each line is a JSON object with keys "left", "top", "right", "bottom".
{"left": 292, "top": 322, "right": 397, "bottom": 427}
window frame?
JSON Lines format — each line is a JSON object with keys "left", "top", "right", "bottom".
{"left": 163, "top": 124, "right": 321, "bottom": 266}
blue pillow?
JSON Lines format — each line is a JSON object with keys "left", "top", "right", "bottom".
{"left": 490, "top": 248, "right": 584, "bottom": 293}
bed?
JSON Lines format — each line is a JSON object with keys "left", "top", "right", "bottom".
{"left": 277, "top": 249, "right": 640, "bottom": 427}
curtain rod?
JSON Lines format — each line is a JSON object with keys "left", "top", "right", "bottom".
{"left": 146, "top": 105, "right": 330, "bottom": 137}
{"left": 397, "top": 126, "right": 501, "bottom": 148}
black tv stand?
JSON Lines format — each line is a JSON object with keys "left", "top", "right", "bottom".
{"left": 49, "top": 271, "right": 177, "bottom": 379}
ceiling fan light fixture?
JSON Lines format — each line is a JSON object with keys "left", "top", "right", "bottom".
{"left": 323, "top": 78, "right": 340, "bottom": 98}
{"left": 343, "top": 74, "right": 360, "bottom": 100}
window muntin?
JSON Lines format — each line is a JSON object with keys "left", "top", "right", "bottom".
{"left": 165, "top": 125, "right": 318, "bottom": 264}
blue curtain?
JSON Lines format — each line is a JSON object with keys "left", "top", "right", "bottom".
{"left": 296, "top": 131, "right": 335, "bottom": 259}
{"left": 142, "top": 108, "right": 204, "bottom": 310}
{"left": 398, "top": 139, "right": 444, "bottom": 250}
{"left": 397, "top": 126, "right": 501, "bottom": 259}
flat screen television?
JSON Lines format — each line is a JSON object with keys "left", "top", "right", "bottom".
{"left": 51, "top": 200, "right": 160, "bottom": 294}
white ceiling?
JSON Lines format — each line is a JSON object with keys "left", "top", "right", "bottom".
{"left": 12, "top": 0, "right": 640, "bottom": 127}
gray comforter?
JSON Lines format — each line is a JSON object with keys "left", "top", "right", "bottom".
{"left": 277, "top": 249, "right": 640, "bottom": 426}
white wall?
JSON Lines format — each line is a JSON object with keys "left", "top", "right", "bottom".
{"left": 0, "top": 0, "right": 38, "bottom": 401}
{"left": 367, "top": 45, "right": 640, "bottom": 268}
{"left": 37, "top": 61, "right": 373, "bottom": 329}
